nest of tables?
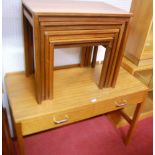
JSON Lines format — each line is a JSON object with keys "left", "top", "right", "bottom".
{"left": 22, "top": 0, "right": 132, "bottom": 103}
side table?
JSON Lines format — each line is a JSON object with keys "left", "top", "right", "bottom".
{"left": 5, "top": 66, "right": 148, "bottom": 155}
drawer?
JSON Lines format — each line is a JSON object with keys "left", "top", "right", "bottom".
{"left": 94, "top": 91, "right": 147, "bottom": 115}
{"left": 21, "top": 91, "right": 147, "bottom": 136}
{"left": 21, "top": 104, "right": 94, "bottom": 136}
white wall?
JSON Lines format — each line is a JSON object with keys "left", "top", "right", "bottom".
{"left": 2, "top": 0, "right": 131, "bottom": 136}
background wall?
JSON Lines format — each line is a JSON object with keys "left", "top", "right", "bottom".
{"left": 2, "top": 0, "right": 132, "bottom": 135}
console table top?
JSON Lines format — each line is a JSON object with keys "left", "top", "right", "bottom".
{"left": 22, "top": 0, "right": 131, "bottom": 16}
{"left": 5, "top": 66, "right": 147, "bottom": 123}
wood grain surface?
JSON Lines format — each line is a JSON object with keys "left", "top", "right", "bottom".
{"left": 22, "top": 0, "right": 131, "bottom": 16}
{"left": 5, "top": 66, "right": 148, "bottom": 124}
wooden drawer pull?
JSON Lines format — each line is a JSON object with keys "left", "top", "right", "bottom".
{"left": 115, "top": 102, "right": 127, "bottom": 107}
{"left": 53, "top": 115, "right": 69, "bottom": 124}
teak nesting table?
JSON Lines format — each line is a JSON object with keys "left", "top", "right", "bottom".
{"left": 22, "top": 0, "right": 132, "bottom": 103}
{"left": 6, "top": 66, "right": 148, "bottom": 155}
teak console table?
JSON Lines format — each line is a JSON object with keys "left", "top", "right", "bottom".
{"left": 22, "top": 0, "right": 132, "bottom": 103}
{"left": 6, "top": 66, "right": 148, "bottom": 155}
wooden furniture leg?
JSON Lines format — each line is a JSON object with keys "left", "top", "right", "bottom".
{"left": 86, "top": 47, "right": 93, "bottom": 66}
{"left": 112, "top": 23, "right": 130, "bottom": 87}
{"left": 91, "top": 46, "right": 98, "bottom": 68}
{"left": 125, "top": 102, "right": 144, "bottom": 144}
{"left": 33, "top": 15, "right": 42, "bottom": 103}
{"left": 80, "top": 47, "right": 87, "bottom": 67}
{"left": 48, "top": 44, "right": 54, "bottom": 99}
{"left": 104, "top": 33, "right": 119, "bottom": 87}
{"left": 98, "top": 42, "right": 112, "bottom": 88}
{"left": 81, "top": 47, "right": 93, "bottom": 67}
{"left": 23, "top": 9, "right": 34, "bottom": 76}
{"left": 15, "top": 123, "right": 25, "bottom": 155}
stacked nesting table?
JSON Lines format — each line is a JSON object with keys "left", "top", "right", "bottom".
{"left": 5, "top": 1, "right": 149, "bottom": 155}
{"left": 22, "top": 0, "right": 131, "bottom": 103}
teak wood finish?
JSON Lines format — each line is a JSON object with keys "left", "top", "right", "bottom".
{"left": 22, "top": 0, "right": 132, "bottom": 103}
{"left": 5, "top": 66, "right": 148, "bottom": 155}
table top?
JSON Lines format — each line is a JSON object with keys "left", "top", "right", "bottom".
{"left": 22, "top": 0, "right": 131, "bottom": 16}
{"left": 5, "top": 65, "right": 147, "bottom": 123}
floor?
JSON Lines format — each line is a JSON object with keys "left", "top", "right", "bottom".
{"left": 14, "top": 115, "right": 153, "bottom": 155}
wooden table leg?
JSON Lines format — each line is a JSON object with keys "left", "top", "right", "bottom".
{"left": 33, "top": 15, "right": 42, "bottom": 103}
{"left": 15, "top": 123, "right": 25, "bottom": 155}
{"left": 80, "top": 47, "right": 92, "bottom": 67}
{"left": 112, "top": 23, "right": 129, "bottom": 87}
{"left": 48, "top": 44, "right": 54, "bottom": 99}
{"left": 86, "top": 47, "right": 93, "bottom": 66}
{"left": 98, "top": 42, "right": 112, "bottom": 88}
{"left": 125, "top": 102, "right": 144, "bottom": 144}
{"left": 80, "top": 47, "right": 86, "bottom": 67}
{"left": 91, "top": 46, "right": 98, "bottom": 68}
{"left": 23, "top": 8, "right": 34, "bottom": 77}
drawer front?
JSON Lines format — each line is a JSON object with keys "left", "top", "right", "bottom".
{"left": 22, "top": 104, "right": 94, "bottom": 136}
{"left": 94, "top": 91, "right": 147, "bottom": 115}
{"left": 22, "top": 91, "right": 147, "bottom": 136}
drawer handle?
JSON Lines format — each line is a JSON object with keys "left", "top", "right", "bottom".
{"left": 53, "top": 115, "right": 69, "bottom": 124}
{"left": 115, "top": 101, "right": 127, "bottom": 107}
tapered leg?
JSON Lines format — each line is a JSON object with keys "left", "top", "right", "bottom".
{"left": 125, "top": 102, "right": 144, "bottom": 144}
{"left": 15, "top": 123, "right": 25, "bottom": 155}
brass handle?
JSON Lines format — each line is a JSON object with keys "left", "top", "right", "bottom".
{"left": 53, "top": 115, "right": 69, "bottom": 124}
{"left": 115, "top": 100, "right": 127, "bottom": 107}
